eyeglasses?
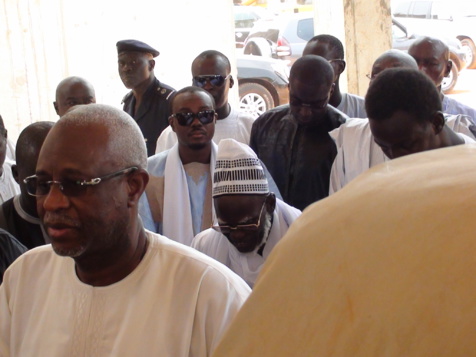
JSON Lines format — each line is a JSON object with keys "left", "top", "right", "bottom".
{"left": 211, "top": 199, "right": 267, "bottom": 235}
{"left": 289, "top": 97, "right": 328, "bottom": 111}
{"left": 193, "top": 75, "right": 230, "bottom": 88}
{"left": 328, "top": 59, "right": 344, "bottom": 64}
{"left": 24, "top": 167, "right": 138, "bottom": 197}
{"left": 366, "top": 73, "right": 376, "bottom": 80}
{"left": 170, "top": 110, "right": 216, "bottom": 126}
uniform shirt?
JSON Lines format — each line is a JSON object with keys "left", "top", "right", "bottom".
{"left": 122, "top": 77, "right": 175, "bottom": 156}
{"left": 0, "top": 231, "right": 251, "bottom": 357}
{"left": 250, "top": 104, "right": 347, "bottom": 210}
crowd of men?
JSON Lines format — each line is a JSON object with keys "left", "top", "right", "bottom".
{"left": 0, "top": 31, "right": 475, "bottom": 356}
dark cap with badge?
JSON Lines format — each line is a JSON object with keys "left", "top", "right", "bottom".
{"left": 116, "top": 39, "right": 160, "bottom": 57}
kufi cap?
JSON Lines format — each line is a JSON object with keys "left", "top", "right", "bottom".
{"left": 213, "top": 139, "right": 269, "bottom": 197}
{"left": 116, "top": 39, "right": 160, "bottom": 57}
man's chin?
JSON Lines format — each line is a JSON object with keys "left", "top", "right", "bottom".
{"left": 52, "top": 243, "right": 86, "bottom": 258}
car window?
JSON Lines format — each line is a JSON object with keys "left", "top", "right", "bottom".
{"left": 393, "top": 1, "right": 412, "bottom": 17}
{"left": 431, "top": 2, "right": 452, "bottom": 20}
{"left": 410, "top": 1, "right": 431, "bottom": 19}
{"left": 296, "top": 18, "right": 314, "bottom": 41}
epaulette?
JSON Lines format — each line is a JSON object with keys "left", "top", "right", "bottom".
{"left": 157, "top": 86, "right": 175, "bottom": 100}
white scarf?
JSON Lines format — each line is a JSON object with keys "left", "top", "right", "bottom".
{"left": 162, "top": 142, "right": 217, "bottom": 246}
{"left": 228, "top": 199, "right": 301, "bottom": 287}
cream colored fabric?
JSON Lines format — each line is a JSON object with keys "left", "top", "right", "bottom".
{"left": 213, "top": 144, "right": 476, "bottom": 357}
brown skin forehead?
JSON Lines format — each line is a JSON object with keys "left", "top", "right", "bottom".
{"left": 408, "top": 38, "right": 449, "bottom": 61}
{"left": 37, "top": 122, "right": 114, "bottom": 176}
{"left": 191, "top": 55, "right": 230, "bottom": 75}
{"left": 303, "top": 40, "right": 339, "bottom": 60}
{"left": 56, "top": 79, "right": 95, "bottom": 101}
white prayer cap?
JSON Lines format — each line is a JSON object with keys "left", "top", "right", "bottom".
{"left": 213, "top": 139, "right": 269, "bottom": 197}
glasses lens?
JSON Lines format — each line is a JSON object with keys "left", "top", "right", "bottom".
{"left": 193, "top": 75, "right": 226, "bottom": 88}
{"left": 60, "top": 179, "right": 87, "bottom": 197}
{"left": 193, "top": 77, "right": 208, "bottom": 88}
{"left": 196, "top": 110, "right": 216, "bottom": 125}
{"left": 174, "top": 112, "right": 195, "bottom": 126}
{"left": 209, "top": 75, "right": 225, "bottom": 87}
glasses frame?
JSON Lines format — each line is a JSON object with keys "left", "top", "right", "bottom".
{"left": 169, "top": 110, "right": 216, "bottom": 126}
{"left": 211, "top": 196, "right": 268, "bottom": 235}
{"left": 24, "top": 166, "right": 138, "bottom": 197}
{"left": 193, "top": 74, "right": 231, "bottom": 88}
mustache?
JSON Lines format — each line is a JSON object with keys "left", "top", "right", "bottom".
{"left": 43, "top": 212, "right": 81, "bottom": 228}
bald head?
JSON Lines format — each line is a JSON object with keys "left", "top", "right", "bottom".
{"left": 370, "top": 49, "right": 418, "bottom": 82}
{"left": 54, "top": 76, "right": 96, "bottom": 117}
{"left": 408, "top": 36, "right": 451, "bottom": 89}
{"left": 52, "top": 104, "right": 147, "bottom": 170}
{"left": 289, "top": 55, "right": 335, "bottom": 126}
{"left": 290, "top": 55, "right": 334, "bottom": 88}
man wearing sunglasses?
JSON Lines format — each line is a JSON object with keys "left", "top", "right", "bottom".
{"left": 155, "top": 50, "right": 254, "bottom": 153}
{"left": 139, "top": 86, "right": 218, "bottom": 246}
{"left": 250, "top": 55, "right": 348, "bottom": 211}
{"left": 192, "top": 139, "right": 300, "bottom": 287}
{"left": 0, "top": 104, "right": 250, "bottom": 356}
{"left": 117, "top": 39, "right": 175, "bottom": 157}
{"left": 303, "top": 35, "right": 367, "bottom": 119}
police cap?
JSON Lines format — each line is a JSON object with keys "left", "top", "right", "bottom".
{"left": 116, "top": 39, "right": 160, "bottom": 57}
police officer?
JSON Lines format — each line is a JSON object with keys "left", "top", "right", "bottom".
{"left": 117, "top": 39, "right": 175, "bottom": 156}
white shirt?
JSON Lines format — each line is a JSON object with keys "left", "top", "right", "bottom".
{"left": 155, "top": 106, "right": 255, "bottom": 153}
{"left": 192, "top": 198, "right": 301, "bottom": 287}
{"left": 336, "top": 92, "right": 367, "bottom": 119}
{"left": 329, "top": 115, "right": 476, "bottom": 194}
{"left": 0, "top": 160, "right": 20, "bottom": 204}
{"left": 0, "top": 231, "right": 251, "bottom": 357}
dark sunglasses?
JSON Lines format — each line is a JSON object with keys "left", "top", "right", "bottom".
{"left": 170, "top": 110, "right": 216, "bottom": 126}
{"left": 193, "top": 75, "right": 230, "bottom": 88}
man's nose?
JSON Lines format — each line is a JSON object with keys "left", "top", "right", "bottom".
{"left": 41, "top": 184, "right": 70, "bottom": 212}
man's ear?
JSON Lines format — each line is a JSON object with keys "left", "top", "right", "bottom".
{"left": 126, "top": 169, "right": 149, "bottom": 207}
{"left": 265, "top": 193, "right": 276, "bottom": 215}
{"left": 53, "top": 102, "right": 59, "bottom": 115}
{"left": 229, "top": 75, "right": 235, "bottom": 89}
{"left": 431, "top": 111, "right": 446, "bottom": 134}
{"left": 444, "top": 60, "right": 452, "bottom": 77}
{"left": 335, "top": 60, "right": 346, "bottom": 76}
{"left": 149, "top": 59, "right": 156, "bottom": 71}
{"left": 329, "top": 83, "right": 335, "bottom": 98}
{"left": 169, "top": 116, "right": 176, "bottom": 132}
{"left": 11, "top": 165, "right": 19, "bottom": 184}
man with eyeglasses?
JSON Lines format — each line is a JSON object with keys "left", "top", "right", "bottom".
{"left": 329, "top": 50, "right": 475, "bottom": 194}
{"left": 139, "top": 86, "right": 218, "bottom": 246}
{"left": 155, "top": 50, "right": 255, "bottom": 153}
{"left": 0, "top": 104, "right": 250, "bottom": 356}
{"left": 0, "top": 121, "right": 54, "bottom": 249}
{"left": 303, "top": 34, "right": 367, "bottom": 118}
{"left": 250, "top": 55, "right": 347, "bottom": 210}
{"left": 409, "top": 36, "right": 476, "bottom": 124}
{"left": 191, "top": 139, "right": 300, "bottom": 287}
{"left": 117, "top": 39, "right": 175, "bottom": 156}
{"left": 53, "top": 76, "right": 96, "bottom": 117}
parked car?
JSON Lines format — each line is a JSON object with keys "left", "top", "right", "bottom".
{"left": 243, "top": 12, "right": 466, "bottom": 93}
{"left": 393, "top": 0, "right": 476, "bottom": 68}
{"left": 237, "top": 55, "right": 289, "bottom": 118}
{"left": 234, "top": 6, "right": 275, "bottom": 48}
{"left": 243, "top": 12, "right": 313, "bottom": 64}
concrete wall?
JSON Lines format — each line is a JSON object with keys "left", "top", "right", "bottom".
{"left": 314, "top": 0, "right": 392, "bottom": 97}
{"left": 0, "top": 0, "right": 238, "bottom": 140}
